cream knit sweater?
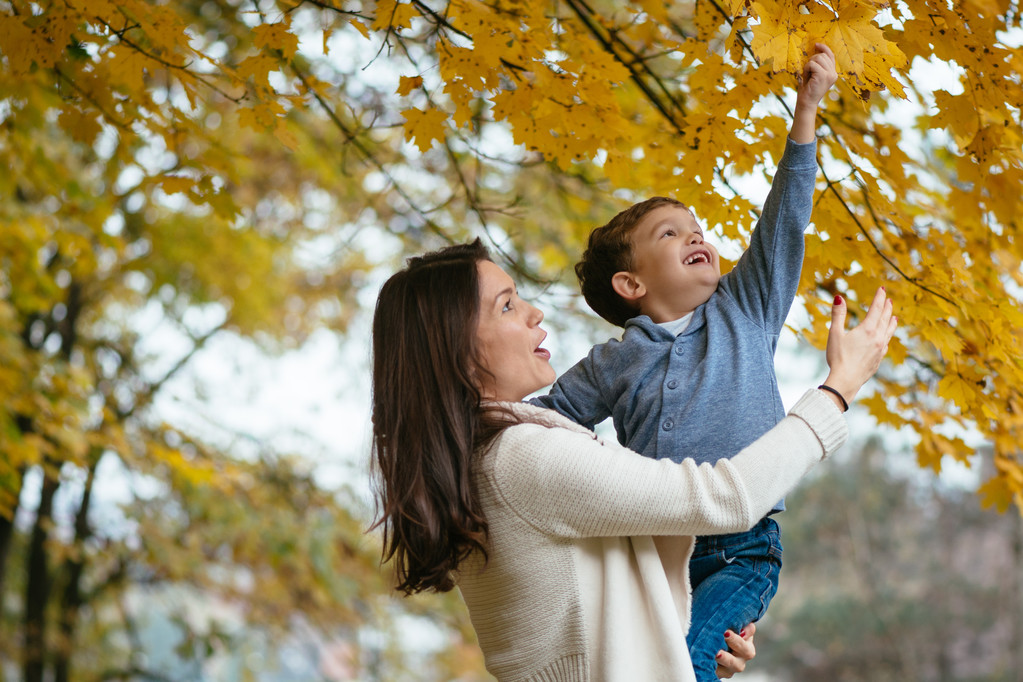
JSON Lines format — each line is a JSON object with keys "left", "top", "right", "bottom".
{"left": 455, "top": 389, "right": 847, "bottom": 682}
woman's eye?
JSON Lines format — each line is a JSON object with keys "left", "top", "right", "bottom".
{"left": 502, "top": 301, "right": 513, "bottom": 312}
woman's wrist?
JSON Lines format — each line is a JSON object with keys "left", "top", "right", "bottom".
{"left": 819, "top": 372, "right": 857, "bottom": 411}
{"left": 817, "top": 384, "right": 849, "bottom": 412}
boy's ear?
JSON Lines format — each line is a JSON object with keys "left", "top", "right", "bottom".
{"left": 611, "top": 271, "right": 645, "bottom": 303}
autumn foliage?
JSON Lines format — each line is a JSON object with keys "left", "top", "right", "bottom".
{"left": 1, "top": 0, "right": 1022, "bottom": 677}
{"left": 390, "top": 0, "right": 1023, "bottom": 512}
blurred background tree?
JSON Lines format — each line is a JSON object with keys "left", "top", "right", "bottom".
{"left": 762, "top": 437, "right": 1023, "bottom": 682}
{"left": 1, "top": 0, "right": 1022, "bottom": 680}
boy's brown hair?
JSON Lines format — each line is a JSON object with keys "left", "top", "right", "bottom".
{"left": 575, "top": 196, "right": 689, "bottom": 327}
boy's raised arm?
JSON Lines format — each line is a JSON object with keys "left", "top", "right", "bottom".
{"left": 790, "top": 43, "right": 838, "bottom": 143}
{"left": 719, "top": 44, "right": 837, "bottom": 329}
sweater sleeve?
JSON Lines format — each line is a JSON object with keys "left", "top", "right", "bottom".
{"left": 529, "top": 345, "right": 612, "bottom": 430}
{"left": 492, "top": 389, "right": 846, "bottom": 539}
{"left": 718, "top": 138, "right": 817, "bottom": 332}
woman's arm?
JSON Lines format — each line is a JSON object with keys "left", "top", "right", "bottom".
{"left": 494, "top": 388, "right": 841, "bottom": 538}
{"left": 493, "top": 289, "right": 896, "bottom": 539}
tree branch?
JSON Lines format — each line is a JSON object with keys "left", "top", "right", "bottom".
{"left": 94, "top": 17, "right": 242, "bottom": 103}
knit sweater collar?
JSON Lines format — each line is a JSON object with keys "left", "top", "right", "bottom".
{"left": 486, "top": 400, "right": 600, "bottom": 440}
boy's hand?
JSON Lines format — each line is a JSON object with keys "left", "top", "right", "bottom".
{"left": 789, "top": 43, "right": 837, "bottom": 143}
{"left": 796, "top": 43, "right": 838, "bottom": 109}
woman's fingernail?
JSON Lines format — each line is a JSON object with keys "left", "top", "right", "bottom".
{"left": 716, "top": 651, "right": 724, "bottom": 659}
{"left": 834, "top": 295, "right": 842, "bottom": 305}
{"left": 740, "top": 629, "right": 747, "bottom": 637}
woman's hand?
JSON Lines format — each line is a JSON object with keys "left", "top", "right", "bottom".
{"left": 715, "top": 623, "right": 756, "bottom": 678}
{"left": 821, "top": 288, "right": 898, "bottom": 409}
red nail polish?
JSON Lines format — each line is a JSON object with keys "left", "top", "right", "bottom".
{"left": 740, "top": 629, "right": 747, "bottom": 637}
{"left": 834, "top": 295, "right": 842, "bottom": 305}
{"left": 716, "top": 651, "right": 724, "bottom": 659}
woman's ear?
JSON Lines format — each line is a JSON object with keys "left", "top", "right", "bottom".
{"left": 611, "top": 271, "right": 645, "bottom": 303}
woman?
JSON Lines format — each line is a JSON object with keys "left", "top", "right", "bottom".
{"left": 371, "top": 240, "right": 895, "bottom": 681}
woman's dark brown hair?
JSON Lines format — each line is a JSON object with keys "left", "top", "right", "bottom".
{"left": 370, "top": 239, "right": 511, "bottom": 594}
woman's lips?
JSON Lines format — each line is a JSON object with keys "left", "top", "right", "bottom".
{"left": 534, "top": 347, "right": 551, "bottom": 360}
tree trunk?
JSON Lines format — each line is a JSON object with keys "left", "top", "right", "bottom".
{"left": 23, "top": 468, "right": 59, "bottom": 682}
{"left": 54, "top": 457, "right": 98, "bottom": 682}
{"left": 1013, "top": 501, "right": 1023, "bottom": 677}
{"left": 1, "top": 416, "right": 34, "bottom": 598}
{"left": 0, "top": 464, "right": 25, "bottom": 600}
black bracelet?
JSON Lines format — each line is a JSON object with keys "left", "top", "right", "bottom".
{"left": 818, "top": 385, "right": 849, "bottom": 412}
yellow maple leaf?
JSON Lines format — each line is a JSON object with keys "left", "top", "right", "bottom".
{"left": 350, "top": 18, "right": 371, "bottom": 40}
{"left": 237, "top": 53, "right": 278, "bottom": 90}
{"left": 438, "top": 41, "right": 503, "bottom": 92}
{"left": 397, "top": 75, "right": 423, "bottom": 96}
{"left": 0, "top": 16, "right": 38, "bottom": 74}
{"left": 106, "top": 44, "right": 148, "bottom": 94}
{"left": 31, "top": 9, "right": 78, "bottom": 69}
{"left": 323, "top": 26, "right": 334, "bottom": 55}
{"left": 752, "top": 0, "right": 905, "bottom": 99}
{"left": 402, "top": 106, "right": 448, "bottom": 152}
{"left": 995, "top": 455, "right": 1023, "bottom": 486}
{"left": 634, "top": 0, "right": 673, "bottom": 24}
{"left": 693, "top": 0, "right": 728, "bottom": 40}
{"left": 372, "top": 0, "right": 419, "bottom": 32}
{"left": 821, "top": 2, "right": 890, "bottom": 82}
{"left": 0, "top": 8, "right": 79, "bottom": 74}
{"left": 925, "top": 319, "right": 965, "bottom": 358}
{"left": 58, "top": 106, "right": 103, "bottom": 146}
{"left": 860, "top": 392, "right": 911, "bottom": 428}
{"left": 937, "top": 372, "right": 976, "bottom": 412}
{"left": 750, "top": 0, "right": 824, "bottom": 73}
{"left": 859, "top": 43, "right": 907, "bottom": 98}
{"left": 160, "top": 175, "right": 194, "bottom": 195}
{"left": 253, "top": 18, "right": 299, "bottom": 60}
{"left": 932, "top": 433, "right": 973, "bottom": 464}
{"left": 915, "top": 435, "right": 945, "bottom": 473}
{"left": 238, "top": 100, "right": 285, "bottom": 131}
{"left": 978, "top": 475, "right": 1017, "bottom": 513}
{"left": 238, "top": 107, "right": 260, "bottom": 132}
{"left": 723, "top": 0, "right": 749, "bottom": 15}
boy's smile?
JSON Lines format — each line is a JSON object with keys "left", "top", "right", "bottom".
{"left": 618, "top": 205, "right": 721, "bottom": 323}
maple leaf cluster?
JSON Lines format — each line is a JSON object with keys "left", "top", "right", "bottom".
{"left": 0, "top": 0, "right": 1018, "bottom": 512}
{"left": 379, "top": 0, "right": 1023, "bottom": 513}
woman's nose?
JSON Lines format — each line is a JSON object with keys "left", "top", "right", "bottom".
{"left": 528, "top": 302, "right": 544, "bottom": 325}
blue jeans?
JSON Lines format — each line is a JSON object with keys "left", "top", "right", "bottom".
{"left": 686, "top": 517, "right": 782, "bottom": 681}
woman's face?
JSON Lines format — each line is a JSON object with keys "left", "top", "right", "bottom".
{"left": 475, "top": 260, "right": 556, "bottom": 401}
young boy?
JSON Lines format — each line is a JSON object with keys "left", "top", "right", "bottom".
{"left": 530, "top": 45, "right": 839, "bottom": 679}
